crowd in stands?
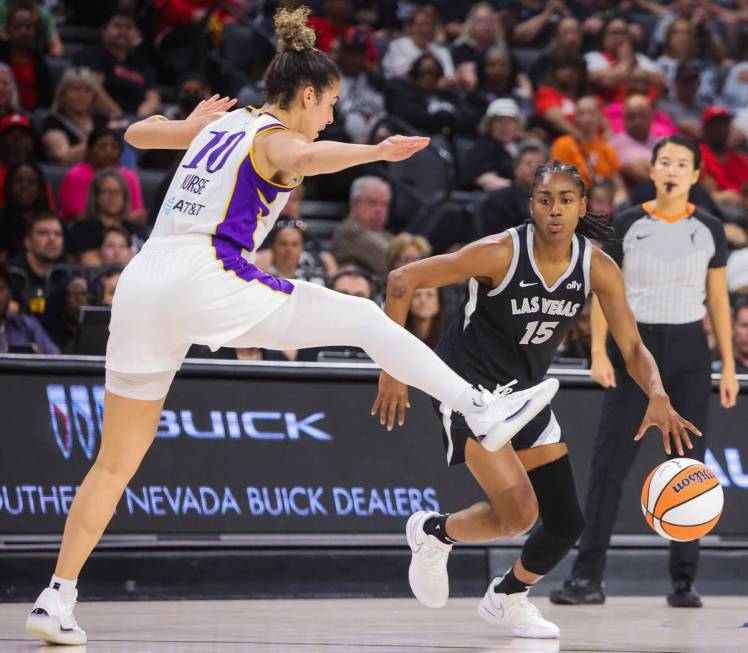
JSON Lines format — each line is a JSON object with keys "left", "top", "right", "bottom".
{"left": 1, "top": 0, "right": 748, "bottom": 372}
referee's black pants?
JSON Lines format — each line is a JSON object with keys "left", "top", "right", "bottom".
{"left": 571, "top": 321, "right": 710, "bottom": 585}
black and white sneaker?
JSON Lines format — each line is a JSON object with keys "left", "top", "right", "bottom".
{"left": 26, "top": 586, "right": 87, "bottom": 645}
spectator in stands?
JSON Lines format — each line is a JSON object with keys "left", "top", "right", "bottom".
{"left": 0, "top": 6, "right": 52, "bottom": 110}
{"left": 99, "top": 225, "right": 132, "bottom": 267}
{"left": 550, "top": 96, "right": 628, "bottom": 205}
{"left": 41, "top": 273, "right": 90, "bottom": 352}
{"left": 0, "top": 0, "right": 63, "bottom": 57}
{"left": 648, "top": 0, "right": 727, "bottom": 64}
{"left": 7, "top": 212, "right": 62, "bottom": 316}
{"left": 477, "top": 140, "right": 546, "bottom": 235}
{"left": 507, "top": 0, "right": 570, "bottom": 49}
{"left": 0, "top": 161, "right": 51, "bottom": 256}
{"left": 41, "top": 67, "right": 109, "bottom": 166}
{"left": 586, "top": 182, "right": 615, "bottom": 220}
{"left": 555, "top": 300, "right": 592, "bottom": 361}
{"left": 659, "top": 60, "right": 709, "bottom": 141}
{"left": 533, "top": 54, "right": 587, "bottom": 140}
{"left": 720, "top": 39, "right": 748, "bottom": 113}
{"left": 73, "top": 9, "right": 161, "bottom": 117}
{"left": 0, "top": 113, "right": 36, "bottom": 207}
{"left": 333, "top": 25, "right": 386, "bottom": 144}
{"left": 728, "top": 248, "right": 748, "bottom": 296}
{"left": 528, "top": 16, "right": 584, "bottom": 88}
{"left": 331, "top": 176, "right": 392, "bottom": 275}
{"left": 451, "top": 2, "right": 505, "bottom": 91}
{"left": 263, "top": 218, "right": 327, "bottom": 285}
{"left": 464, "top": 46, "right": 532, "bottom": 126}
{"left": 585, "top": 17, "right": 665, "bottom": 104}
{"left": 308, "top": 0, "right": 377, "bottom": 66}
{"left": 59, "top": 128, "right": 144, "bottom": 222}
{"left": 604, "top": 68, "right": 678, "bottom": 141}
{"left": 731, "top": 299, "right": 748, "bottom": 373}
{"left": 462, "top": 97, "right": 521, "bottom": 192}
{"left": 96, "top": 265, "right": 121, "bottom": 306}
{"left": 610, "top": 94, "right": 659, "bottom": 188}
{"left": 0, "top": 63, "right": 21, "bottom": 117}
{"left": 382, "top": 5, "right": 454, "bottom": 81}
{"left": 386, "top": 232, "right": 432, "bottom": 272}
{"left": 67, "top": 168, "right": 147, "bottom": 263}
{"left": 699, "top": 106, "right": 748, "bottom": 208}
{"left": 405, "top": 287, "right": 445, "bottom": 349}
{"left": 0, "top": 262, "right": 58, "bottom": 353}
{"left": 386, "top": 53, "right": 466, "bottom": 136}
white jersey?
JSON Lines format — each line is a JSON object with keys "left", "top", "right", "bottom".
{"left": 150, "top": 107, "right": 301, "bottom": 261}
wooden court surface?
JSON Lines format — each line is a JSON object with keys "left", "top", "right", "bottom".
{"left": 1, "top": 596, "right": 746, "bottom": 652}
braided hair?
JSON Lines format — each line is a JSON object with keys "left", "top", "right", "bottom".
{"left": 531, "top": 160, "right": 617, "bottom": 242}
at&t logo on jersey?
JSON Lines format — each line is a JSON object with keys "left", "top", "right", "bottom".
{"left": 45, "top": 384, "right": 333, "bottom": 460}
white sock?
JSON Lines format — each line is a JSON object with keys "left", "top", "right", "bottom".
{"left": 453, "top": 385, "right": 488, "bottom": 415}
{"left": 50, "top": 575, "right": 77, "bottom": 602}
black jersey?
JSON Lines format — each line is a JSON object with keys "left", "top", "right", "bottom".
{"left": 435, "top": 223, "right": 592, "bottom": 392}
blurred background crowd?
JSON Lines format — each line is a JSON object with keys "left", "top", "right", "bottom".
{"left": 1, "top": 0, "right": 747, "bottom": 373}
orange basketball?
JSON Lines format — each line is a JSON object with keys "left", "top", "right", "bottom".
{"left": 641, "top": 458, "right": 724, "bottom": 542}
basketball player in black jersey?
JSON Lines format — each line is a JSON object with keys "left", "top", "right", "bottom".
{"left": 371, "top": 162, "right": 700, "bottom": 639}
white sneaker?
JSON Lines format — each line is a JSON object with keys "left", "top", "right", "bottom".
{"left": 406, "top": 511, "right": 452, "bottom": 608}
{"left": 478, "top": 577, "right": 560, "bottom": 639}
{"left": 465, "top": 378, "right": 559, "bottom": 452}
{"left": 26, "top": 586, "right": 87, "bottom": 645}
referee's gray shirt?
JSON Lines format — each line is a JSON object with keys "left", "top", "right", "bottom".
{"left": 604, "top": 202, "right": 727, "bottom": 325}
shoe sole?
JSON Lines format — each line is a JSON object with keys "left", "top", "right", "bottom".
{"left": 478, "top": 594, "right": 560, "bottom": 639}
{"left": 406, "top": 512, "right": 448, "bottom": 609}
{"left": 480, "top": 379, "right": 559, "bottom": 452}
{"left": 26, "top": 614, "right": 87, "bottom": 645}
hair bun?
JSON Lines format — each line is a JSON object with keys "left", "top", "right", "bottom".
{"left": 275, "top": 5, "right": 317, "bottom": 52}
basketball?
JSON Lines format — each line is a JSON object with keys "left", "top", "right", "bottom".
{"left": 641, "top": 458, "right": 724, "bottom": 542}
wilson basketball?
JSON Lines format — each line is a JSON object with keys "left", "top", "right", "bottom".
{"left": 641, "top": 458, "right": 724, "bottom": 542}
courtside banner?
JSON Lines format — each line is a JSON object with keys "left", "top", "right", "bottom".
{"left": 0, "top": 358, "right": 746, "bottom": 537}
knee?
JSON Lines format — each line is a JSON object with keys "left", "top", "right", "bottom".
{"left": 489, "top": 492, "right": 539, "bottom": 538}
{"left": 94, "top": 455, "right": 140, "bottom": 486}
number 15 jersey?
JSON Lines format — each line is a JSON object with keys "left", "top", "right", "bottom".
{"left": 435, "top": 224, "right": 592, "bottom": 392}
{"left": 150, "top": 107, "right": 301, "bottom": 258}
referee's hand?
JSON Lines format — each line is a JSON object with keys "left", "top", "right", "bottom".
{"left": 634, "top": 394, "right": 702, "bottom": 456}
{"left": 371, "top": 371, "right": 411, "bottom": 431}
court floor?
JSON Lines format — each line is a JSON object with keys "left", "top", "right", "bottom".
{"left": 0, "top": 596, "right": 746, "bottom": 652}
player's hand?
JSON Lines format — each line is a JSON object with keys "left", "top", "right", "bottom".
{"left": 719, "top": 369, "right": 739, "bottom": 408}
{"left": 371, "top": 371, "right": 411, "bottom": 431}
{"left": 634, "top": 393, "right": 702, "bottom": 456}
{"left": 186, "top": 94, "right": 237, "bottom": 121}
{"left": 590, "top": 352, "right": 616, "bottom": 388}
{"left": 376, "top": 135, "right": 430, "bottom": 162}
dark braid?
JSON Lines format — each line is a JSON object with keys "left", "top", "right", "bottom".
{"left": 531, "top": 161, "right": 617, "bottom": 242}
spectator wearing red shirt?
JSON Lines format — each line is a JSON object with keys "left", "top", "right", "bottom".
{"left": 699, "top": 106, "right": 748, "bottom": 208}
{"left": 0, "top": 113, "right": 38, "bottom": 208}
{"left": 533, "top": 55, "right": 587, "bottom": 140}
{"left": 0, "top": 7, "right": 52, "bottom": 110}
{"left": 308, "top": 0, "right": 377, "bottom": 66}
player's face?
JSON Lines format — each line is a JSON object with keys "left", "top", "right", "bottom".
{"left": 531, "top": 172, "right": 586, "bottom": 241}
{"left": 649, "top": 142, "right": 699, "bottom": 198}
{"left": 302, "top": 82, "right": 340, "bottom": 141}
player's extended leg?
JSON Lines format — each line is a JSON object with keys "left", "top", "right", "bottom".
{"left": 405, "top": 437, "right": 538, "bottom": 608}
{"left": 479, "top": 444, "right": 584, "bottom": 638}
{"left": 227, "top": 280, "right": 558, "bottom": 442}
{"left": 26, "top": 371, "right": 173, "bottom": 645}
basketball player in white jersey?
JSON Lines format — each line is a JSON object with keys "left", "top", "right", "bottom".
{"left": 25, "top": 7, "right": 558, "bottom": 645}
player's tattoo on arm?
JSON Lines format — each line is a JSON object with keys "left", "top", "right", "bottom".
{"left": 391, "top": 285, "right": 407, "bottom": 298}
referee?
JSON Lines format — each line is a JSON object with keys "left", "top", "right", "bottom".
{"left": 551, "top": 135, "right": 739, "bottom": 608}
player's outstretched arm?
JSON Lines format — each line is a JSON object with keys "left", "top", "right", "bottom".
{"left": 261, "top": 131, "right": 430, "bottom": 177}
{"left": 591, "top": 248, "right": 701, "bottom": 454}
{"left": 371, "top": 235, "right": 512, "bottom": 430}
{"left": 124, "top": 95, "right": 237, "bottom": 150}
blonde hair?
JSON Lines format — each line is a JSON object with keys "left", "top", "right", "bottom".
{"left": 386, "top": 233, "right": 432, "bottom": 272}
{"left": 52, "top": 67, "right": 99, "bottom": 114}
{"left": 455, "top": 2, "right": 504, "bottom": 50}
{"left": 275, "top": 5, "right": 317, "bottom": 52}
